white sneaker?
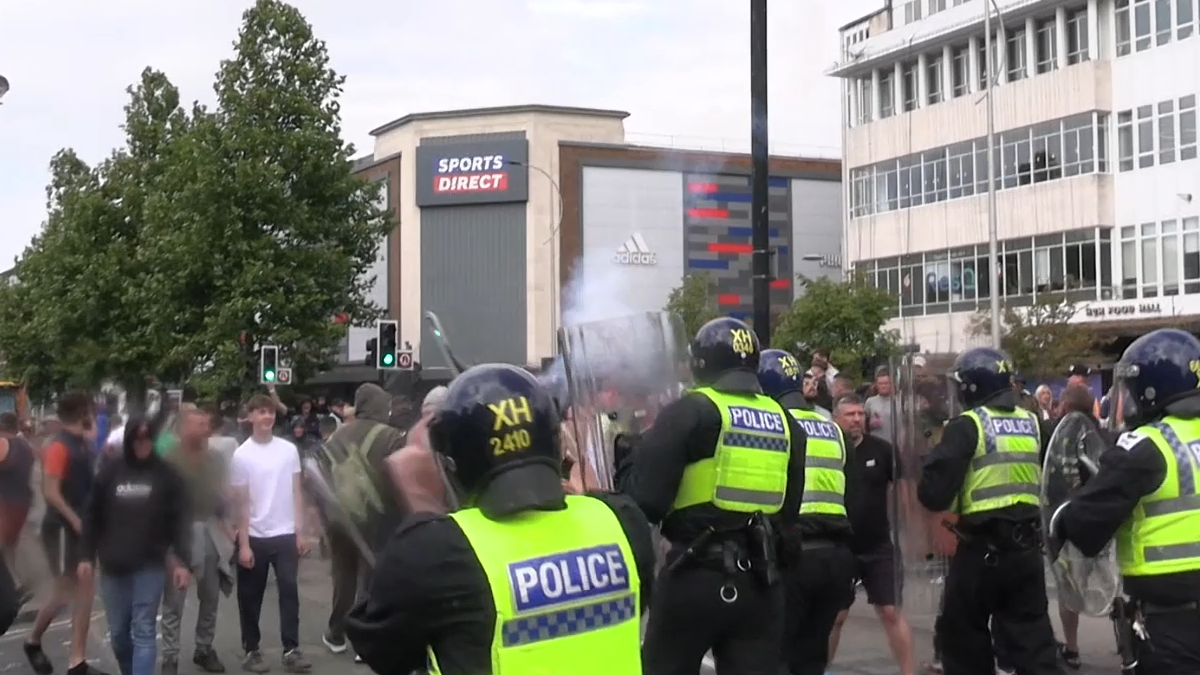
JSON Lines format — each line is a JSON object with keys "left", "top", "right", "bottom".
{"left": 321, "top": 634, "right": 348, "bottom": 654}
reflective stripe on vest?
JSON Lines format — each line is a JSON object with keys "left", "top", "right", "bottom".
{"left": 1116, "top": 418, "right": 1200, "bottom": 576}
{"left": 955, "top": 407, "right": 1041, "bottom": 515}
{"left": 428, "top": 496, "right": 641, "bottom": 675}
{"left": 671, "top": 388, "right": 792, "bottom": 514}
{"left": 789, "top": 408, "right": 848, "bottom": 516}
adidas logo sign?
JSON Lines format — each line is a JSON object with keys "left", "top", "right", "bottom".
{"left": 612, "top": 233, "right": 658, "bottom": 265}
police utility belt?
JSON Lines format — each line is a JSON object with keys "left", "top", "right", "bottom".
{"left": 1111, "top": 596, "right": 1200, "bottom": 672}
{"left": 663, "top": 513, "right": 780, "bottom": 602}
{"left": 946, "top": 518, "right": 1042, "bottom": 562}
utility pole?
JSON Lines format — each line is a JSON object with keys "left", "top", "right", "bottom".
{"left": 750, "top": 0, "right": 771, "bottom": 345}
{"left": 984, "top": 2, "right": 1002, "bottom": 348}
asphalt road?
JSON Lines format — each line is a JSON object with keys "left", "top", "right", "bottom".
{"left": 0, "top": 558, "right": 1125, "bottom": 675}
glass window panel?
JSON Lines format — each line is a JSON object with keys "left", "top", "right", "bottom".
{"left": 879, "top": 71, "right": 895, "bottom": 118}
{"left": 1138, "top": 105, "right": 1155, "bottom": 168}
{"left": 1155, "top": 0, "right": 1173, "bottom": 45}
{"left": 1142, "top": 236, "right": 1159, "bottom": 297}
{"left": 1116, "top": 0, "right": 1132, "bottom": 55}
{"left": 1160, "top": 100, "right": 1177, "bottom": 164}
{"left": 1135, "top": 0, "right": 1153, "bottom": 51}
{"left": 952, "top": 46, "right": 970, "bottom": 96}
{"left": 1122, "top": 239, "right": 1139, "bottom": 298}
{"left": 1081, "top": 242, "right": 1098, "bottom": 288}
{"left": 1180, "top": 0, "right": 1196, "bottom": 39}
{"left": 1101, "top": 240, "right": 1113, "bottom": 289}
{"left": 1163, "top": 231, "right": 1180, "bottom": 295}
{"left": 1184, "top": 230, "right": 1200, "bottom": 282}
{"left": 927, "top": 55, "right": 944, "bottom": 105}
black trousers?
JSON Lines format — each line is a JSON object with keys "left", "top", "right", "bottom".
{"left": 236, "top": 534, "right": 300, "bottom": 652}
{"left": 326, "top": 527, "right": 372, "bottom": 641}
{"left": 641, "top": 566, "right": 784, "bottom": 675}
{"left": 939, "top": 543, "right": 1062, "bottom": 675}
{"left": 782, "top": 544, "right": 856, "bottom": 675}
{"left": 1136, "top": 607, "right": 1200, "bottom": 674}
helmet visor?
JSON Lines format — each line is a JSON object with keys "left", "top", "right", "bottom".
{"left": 1109, "top": 362, "right": 1142, "bottom": 431}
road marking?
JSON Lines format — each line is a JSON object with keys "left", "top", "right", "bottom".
{"left": 0, "top": 611, "right": 106, "bottom": 643}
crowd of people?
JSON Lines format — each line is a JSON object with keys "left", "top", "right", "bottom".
{"left": 0, "top": 379, "right": 425, "bottom": 675}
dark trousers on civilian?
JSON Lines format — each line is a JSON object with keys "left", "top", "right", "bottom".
{"left": 236, "top": 535, "right": 300, "bottom": 653}
{"left": 326, "top": 527, "right": 371, "bottom": 643}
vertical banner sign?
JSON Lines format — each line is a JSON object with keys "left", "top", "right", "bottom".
{"left": 415, "top": 139, "right": 530, "bottom": 207}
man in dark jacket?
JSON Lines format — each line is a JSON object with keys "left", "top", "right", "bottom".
{"left": 316, "top": 383, "right": 406, "bottom": 659}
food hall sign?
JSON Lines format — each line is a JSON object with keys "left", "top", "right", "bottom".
{"left": 1084, "top": 302, "right": 1163, "bottom": 318}
{"left": 415, "top": 138, "right": 530, "bottom": 207}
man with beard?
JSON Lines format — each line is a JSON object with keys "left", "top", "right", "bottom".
{"left": 318, "top": 383, "right": 406, "bottom": 660}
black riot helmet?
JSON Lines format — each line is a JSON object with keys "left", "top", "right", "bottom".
{"left": 757, "top": 349, "right": 803, "bottom": 399}
{"left": 950, "top": 347, "right": 1016, "bottom": 409}
{"left": 426, "top": 363, "right": 565, "bottom": 518}
{"left": 690, "top": 317, "right": 762, "bottom": 386}
{"left": 1113, "top": 328, "right": 1200, "bottom": 427}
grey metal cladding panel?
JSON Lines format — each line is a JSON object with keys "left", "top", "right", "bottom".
{"left": 791, "top": 179, "right": 843, "bottom": 289}
{"left": 419, "top": 131, "right": 527, "bottom": 145}
{"left": 419, "top": 203, "right": 528, "bottom": 368}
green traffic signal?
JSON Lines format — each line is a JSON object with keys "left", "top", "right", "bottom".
{"left": 264, "top": 370, "right": 276, "bottom": 382}
{"left": 382, "top": 353, "right": 395, "bottom": 366}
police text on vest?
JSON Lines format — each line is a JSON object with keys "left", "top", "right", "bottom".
{"left": 797, "top": 419, "right": 839, "bottom": 440}
{"left": 729, "top": 407, "right": 785, "bottom": 434}
{"left": 508, "top": 544, "right": 630, "bottom": 613}
{"left": 988, "top": 417, "right": 1036, "bottom": 437}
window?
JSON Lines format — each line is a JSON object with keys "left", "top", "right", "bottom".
{"left": 1098, "top": 112, "right": 1110, "bottom": 171}
{"left": 1001, "top": 128, "right": 1031, "bottom": 188}
{"left": 1062, "top": 114, "right": 1096, "bottom": 175}
{"left": 1006, "top": 27, "right": 1027, "bottom": 81}
{"left": 978, "top": 32, "right": 999, "bottom": 90}
{"left": 1137, "top": 105, "right": 1155, "bottom": 168}
{"left": 858, "top": 77, "right": 874, "bottom": 125}
{"left": 1066, "top": 8, "right": 1089, "bottom": 63}
{"left": 927, "top": 54, "right": 944, "bottom": 104}
{"left": 1181, "top": 0, "right": 1196, "bottom": 39}
{"left": 1118, "top": 111, "right": 1135, "bottom": 171}
{"left": 901, "top": 62, "right": 918, "bottom": 111}
{"left": 947, "top": 141, "right": 975, "bottom": 199}
{"left": 1159, "top": 99, "right": 1176, "bottom": 164}
{"left": 1135, "top": 0, "right": 1153, "bottom": 51}
{"left": 951, "top": 46, "right": 969, "bottom": 96}
{"left": 1030, "top": 121, "right": 1063, "bottom": 183}
{"left": 1142, "top": 222, "right": 1159, "bottom": 297}
{"left": 1163, "top": 219, "right": 1180, "bottom": 295}
{"left": 1181, "top": 94, "right": 1197, "bottom": 160}
{"left": 1122, "top": 226, "right": 1138, "bottom": 299}
{"left": 1035, "top": 18, "right": 1058, "bottom": 73}
{"left": 1156, "top": 0, "right": 1173, "bottom": 44}
{"left": 1185, "top": 217, "right": 1200, "bottom": 294}
{"left": 879, "top": 69, "right": 895, "bottom": 118}
{"left": 929, "top": 0, "right": 947, "bottom": 13}
{"left": 904, "top": 0, "right": 922, "bottom": 23}
{"left": 1116, "top": 0, "right": 1132, "bottom": 55}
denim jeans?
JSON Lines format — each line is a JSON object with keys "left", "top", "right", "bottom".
{"left": 100, "top": 566, "right": 166, "bottom": 675}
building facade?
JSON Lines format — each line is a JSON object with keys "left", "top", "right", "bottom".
{"left": 335, "top": 105, "right": 840, "bottom": 378}
{"left": 832, "top": 0, "right": 1198, "bottom": 353}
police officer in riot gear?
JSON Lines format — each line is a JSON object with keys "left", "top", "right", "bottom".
{"left": 917, "top": 347, "right": 1063, "bottom": 675}
{"left": 345, "top": 364, "right": 656, "bottom": 675}
{"left": 1051, "top": 329, "right": 1200, "bottom": 673}
{"left": 758, "top": 349, "right": 855, "bottom": 675}
{"left": 618, "top": 318, "right": 807, "bottom": 675}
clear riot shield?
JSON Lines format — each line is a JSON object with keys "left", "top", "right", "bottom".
{"left": 557, "top": 311, "right": 687, "bottom": 490}
{"left": 887, "top": 353, "right": 960, "bottom": 627}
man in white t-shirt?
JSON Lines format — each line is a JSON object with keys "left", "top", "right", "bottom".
{"left": 229, "top": 394, "right": 312, "bottom": 674}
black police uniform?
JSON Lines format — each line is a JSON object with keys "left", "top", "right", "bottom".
{"left": 917, "top": 348, "right": 1063, "bottom": 675}
{"left": 345, "top": 364, "right": 657, "bottom": 675}
{"left": 757, "top": 349, "right": 855, "bottom": 675}
{"left": 1053, "top": 329, "right": 1200, "bottom": 674}
{"left": 618, "top": 319, "right": 808, "bottom": 675}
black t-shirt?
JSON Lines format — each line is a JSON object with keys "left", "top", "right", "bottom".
{"left": 844, "top": 433, "right": 895, "bottom": 553}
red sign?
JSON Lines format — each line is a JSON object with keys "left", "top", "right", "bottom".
{"left": 433, "top": 173, "right": 508, "bottom": 195}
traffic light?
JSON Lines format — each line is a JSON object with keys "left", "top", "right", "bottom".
{"left": 364, "top": 337, "right": 378, "bottom": 367}
{"left": 260, "top": 345, "right": 279, "bottom": 384}
{"left": 377, "top": 320, "right": 399, "bottom": 369}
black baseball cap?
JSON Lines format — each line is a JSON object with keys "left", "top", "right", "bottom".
{"left": 1068, "top": 364, "right": 1091, "bottom": 377}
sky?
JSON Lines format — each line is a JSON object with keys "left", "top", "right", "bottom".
{"left": 0, "top": 0, "right": 878, "bottom": 268}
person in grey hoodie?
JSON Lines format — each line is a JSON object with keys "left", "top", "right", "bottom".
{"left": 315, "top": 383, "right": 406, "bottom": 659}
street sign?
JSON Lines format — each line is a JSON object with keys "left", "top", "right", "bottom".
{"left": 396, "top": 350, "right": 414, "bottom": 370}
{"left": 276, "top": 368, "right": 293, "bottom": 385}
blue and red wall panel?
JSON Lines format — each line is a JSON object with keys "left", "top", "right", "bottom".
{"left": 684, "top": 173, "right": 793, "bottom": 322}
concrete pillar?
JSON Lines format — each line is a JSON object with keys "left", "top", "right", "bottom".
{"left": 1056, "top": 6, "right": 1069, "bottom": 68}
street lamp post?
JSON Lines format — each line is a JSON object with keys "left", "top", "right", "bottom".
{"left": 508, "top": 160, "right": 564, "bottom": 355}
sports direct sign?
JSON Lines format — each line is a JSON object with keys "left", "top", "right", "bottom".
{"left": 415, "top": 138, "right": 529, "bottom": 206}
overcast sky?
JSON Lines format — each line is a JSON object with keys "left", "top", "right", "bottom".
{"left": 0, "top": 0, "right": 877, "bottom": 268}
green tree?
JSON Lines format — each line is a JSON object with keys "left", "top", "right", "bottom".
{"left": 968, "top": 292, "right": 1100, "bottom": 380}
{"left": 771, "top": 272, "right": 898, "bottom": 379}
{"left": 664, "top": 273, "right": 721, "bottom": 338}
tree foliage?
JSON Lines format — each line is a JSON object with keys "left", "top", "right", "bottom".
{"left": 664, "top": 273, "right": 721, "bottom": 339}
{"left": 771, "top": 272, "right": 898, "bottom": 380}
{"left": 0, "top": 0, "right": 392, "bottom": 400}
{"left": 968, "top": 292, "right": 1099, "bottom": 380}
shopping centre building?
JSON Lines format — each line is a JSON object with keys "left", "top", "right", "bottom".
{"left": 333, "top": 104, "right": 842, "bottom": 378}
{"left": 831, "top": 0, "right": 1198, "bottom": 354}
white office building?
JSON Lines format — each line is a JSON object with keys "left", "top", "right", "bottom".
{"left": 831, "top": 0, "right": 1198, "bottom": 352}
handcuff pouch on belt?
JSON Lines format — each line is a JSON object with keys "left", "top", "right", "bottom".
{"left": 1111, "top": 596, "right": 1151, "bottom": 673}
{"left": 663, "top": 513, "right": 780, "bottom": 603}
{"left": 944, "top": 519, "right": 1042, "bottom": 566}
